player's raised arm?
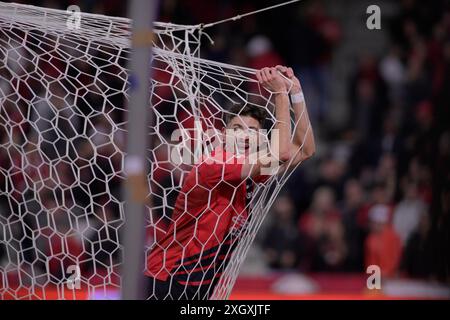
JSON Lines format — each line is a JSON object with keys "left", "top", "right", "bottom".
{"left": 241, "top": 67, "right": 292, "bottom": 179}
{"left": 277, "top": 65, "right": 316, "bottom": 168}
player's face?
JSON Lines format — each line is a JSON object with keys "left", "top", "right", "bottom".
{"left": 225, "top": 115, "right": 262, "bottom": 154}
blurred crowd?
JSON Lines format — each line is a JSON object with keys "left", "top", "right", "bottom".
{"left": 0, "top": 0, "right": 449, "bottom": 286}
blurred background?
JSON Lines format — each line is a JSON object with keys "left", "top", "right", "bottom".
{"left": 1, "top": 0, "right": 449, "bottom": 299}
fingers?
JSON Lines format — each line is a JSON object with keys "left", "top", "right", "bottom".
{"left": 256, "top": 69, "right": 268, "bottom": 83}
{"left": 266, "top": 67, "right": 273, "bottom": 79}
{"left": 257, "top": 67, "right": 276, "bottom": 84}
{"left": 270, "top": 67, "right": 283, "bottom": 81}
{"left": 277, "top": 65, "right": 295, "bottom": 79}
{"left": 257, "top": 67, "right": 288, "bottom": 92}
{"left": 287, "top": 67, "right": 294, "bottom": 78}
{"left": 269, "top": 67, "right": 277, "bottom": 79}
{"left": 261, "top": 68, "right": 272, "bottom": 83}
{"left": 275, "top": 65, "right": 287, "bottom": 73}
{"left": 260, "top": 66, "right": 288, "bottom": 78}
{"left": 273, "top": 65, "right": 295, "bottom": 77}
{"left": 261, "top": 68, "right": 268, "bottom": 82}
{"left": 256, "top": 70, "right": 262, "bottom": 83}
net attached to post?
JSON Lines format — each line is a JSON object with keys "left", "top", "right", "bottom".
{"left": 0, "top": 2, "right": 309, "bottom": 300}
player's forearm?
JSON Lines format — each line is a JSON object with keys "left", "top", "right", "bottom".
{"left": 291, "top": 97, "right": 315, "bottom": 160}
{"left": 273, "top": 92, "right": 291, "bottom": 162}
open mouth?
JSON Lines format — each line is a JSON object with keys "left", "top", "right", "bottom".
{"left": 244, "top": 137, "right": 250, "bottom": 150}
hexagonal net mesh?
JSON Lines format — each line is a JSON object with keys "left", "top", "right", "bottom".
{"left": 0, "top": 3, "right": 310, "bottom": 300}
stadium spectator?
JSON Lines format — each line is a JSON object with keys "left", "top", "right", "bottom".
{"left": 365, "top": 204, "right": 402, "bottom": 278}
{"left": 393, "top": 179, "right": 427, "bottom": 246}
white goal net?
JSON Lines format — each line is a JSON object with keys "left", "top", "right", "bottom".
{"left": 0, "top": 2, "right": 308, "bottom": 300}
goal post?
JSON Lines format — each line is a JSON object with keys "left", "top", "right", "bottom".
{"left": 121, "top": 0, "right": 158, "bottom": 301}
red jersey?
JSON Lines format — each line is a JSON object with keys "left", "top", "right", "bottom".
{"left": 145, "top": 148, "right": 268, "bottom": 286}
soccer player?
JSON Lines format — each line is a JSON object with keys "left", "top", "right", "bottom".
{"left": 145, "top": 66, "right": 315, "bottom": 299}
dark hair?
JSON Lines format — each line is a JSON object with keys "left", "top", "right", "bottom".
{"left": 225, "top": 104, "right": 267, "bottom": 127}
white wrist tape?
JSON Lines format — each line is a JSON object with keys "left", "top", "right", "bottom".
{"left": 290, "top": 92, "right": 305, "bottom": 104}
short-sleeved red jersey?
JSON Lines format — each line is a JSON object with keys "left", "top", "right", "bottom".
{"left": 145, "top": 147, "right": 269, "bottom": 286}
